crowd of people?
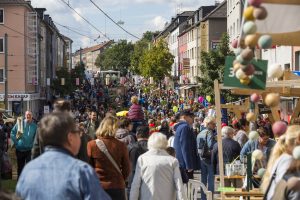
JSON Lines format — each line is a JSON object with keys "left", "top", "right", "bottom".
{"left": 0, "top": 77, "right": 300, "bottom": 200}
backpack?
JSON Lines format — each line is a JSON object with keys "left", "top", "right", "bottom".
{"left": 198, "top": 130, "right": 215, "bottom": 160}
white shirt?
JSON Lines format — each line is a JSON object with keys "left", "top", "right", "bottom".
{"left": 267, "top": 153, "right": 293, "bottom": 200}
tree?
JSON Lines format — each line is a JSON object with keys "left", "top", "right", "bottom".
{"left": 51, "top": 62, "right": 86, "bottom": 97}
{"left": 198, "top": 33, "right": 237, "bottom": 102}
{"left": 71, "top": 62, "right": 85, "bottom": 86}
{"left": 51, "top": 67, "right": 73, "bottom": 97}
{"left": 130, "top": 31, "right": 159, "bottom": 74}
{"left": 139, "top": 39, "right": 174, "bottom": 85}
{"left": 95, "top": 40, "right": 134, "bottom": 75}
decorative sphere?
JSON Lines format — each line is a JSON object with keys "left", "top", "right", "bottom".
{"left": 246, "top": 112, "right": 256, "bottom": 122}
{"left": 265, "top": 93, "right": 280, "bottom": 107}
{"left": 241, "top": 48, "right": 254, "bottom": 62}
{"left": 240, "top": 77, "right": 251, "bottom": 85}
{"left": 268, "top": 63, "right": 283, "bottom": 78}
{"left": 248, "top": 0, "right": 262, "bottom": 7}
{"left": 250, "top": 93, "right": 260, "bottom": 102}
{"left": 258, "top": 35, "right": 272, "bottom": 49}
{"left": 293, "top": 146, "right": 300, "bottom": 160}
{"left": 236, "top": 68, "right": 247, "bottom": 79}
{"left": 257, "top": 168, "right": 266, "bottom": 178}
{"left": 242, "top": 64, "right": 255, "bottom": 76}
{"left": 249, "top": 131, "right": 259, "bottom": 140}
{"left": 244, "top": 6, "right": 255, "bottom": 21}
{"left": 232, "top": 39, "right": 238, "bottom": 48}
{"left": 239, "top": 39, "right": 246, "bottom": 49}
{"left": 236, "top": 55, "right": 249, "bottom": 65}
{"left": 252, "top": 149, "right": 264, "bottom": 160}
{"left": 243, "top": 21, "right": 257, "bottom": 35}
{"left": 233, "top": 61, "right": 242, "bottom": 72}
{"left": 245, "top": 34, "right": 258, "bottom": 48}
{"left": 234, "top": 48, "right": 243, "bottom": 56}
{"left": 253, "top": 6, "right": 268, "bottom": 20}
{"left": 272, "top": 121, "right": 287, "bottom": 137}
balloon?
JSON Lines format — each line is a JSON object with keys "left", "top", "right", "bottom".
{"left": 198, "top": 96, "right": 204, "bottom": 103}
{"left": 206, "top": 95, "right": 212, "bottom": 102}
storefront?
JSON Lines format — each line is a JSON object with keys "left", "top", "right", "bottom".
{"left": 0, "top": 93, "right": 41, "bottom": 118}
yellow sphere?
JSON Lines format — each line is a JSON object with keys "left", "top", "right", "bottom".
{"left": 265, "top": 93, "right": 280, "bottom": 107}
{"left": 245, "top": 34, "right": 258, "bottom": 48}
{"left": 246, "top": 112, "right": 256, "bottom": 122}
{"left": 240, "top": 77, "right": 251, "bottom": 85}
{"left": 233, "top": 62, "right": 242, "bottom": 72}
{"left": 244, "top": 6, "right": 255, "bottom": 21}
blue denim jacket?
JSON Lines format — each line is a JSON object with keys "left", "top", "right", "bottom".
{"left": 16, "top": 146, "right": 111, "bottom": 200}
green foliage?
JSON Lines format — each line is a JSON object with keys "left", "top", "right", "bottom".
{"left": 198, "top": 33, "right": 237, "bottom": 102}
{"left": 51, "top": 63, "right": 85, "bottom": 96}
{"left": 139, "top": 39, "right": 174, "bottom": 82}
{"left": 130, "top": 31, "right": 160, "bottom": 74}
{"left": 71, "top": 62, "right": 85, "bottom": 84}
{"left": 95, "top": 40, "right": 134, "bottom": 75}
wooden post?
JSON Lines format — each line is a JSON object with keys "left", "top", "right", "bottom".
{"left": 214, "top": 80, "right": 225, "bottom": 190}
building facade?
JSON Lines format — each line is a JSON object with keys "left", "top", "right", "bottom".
{"left": 227, "top": 0, "right": 242, "bottom": 42}
{"left": 72, "top": 41, "right": 113, "bottom": 72}
{"left": 0, "top": 0, "right": 71, "bottom": 118}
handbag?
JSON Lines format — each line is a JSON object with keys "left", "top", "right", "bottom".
{"left": 95, "top": 139, "right": 122, "bottom": 174}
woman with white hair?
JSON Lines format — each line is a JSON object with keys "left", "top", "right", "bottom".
{"left": 130, "top": 132, "right": 186, "bottom": 200}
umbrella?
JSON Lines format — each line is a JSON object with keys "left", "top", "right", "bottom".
{"left": 116, "top": 111, "right": 128, "bottom": 117}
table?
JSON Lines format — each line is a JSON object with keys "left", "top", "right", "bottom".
{"left": 222, "top": 190, "right": 264, "bottom": 200}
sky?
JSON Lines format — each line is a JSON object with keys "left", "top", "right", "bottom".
{"left": 31, "top": 0, "right": 219, "bottom": 52}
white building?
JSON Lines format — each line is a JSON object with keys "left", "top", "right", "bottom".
{"left": 169, "top": 28, "right": 179, "bottom": 77}
{"left": 227, "top": 0, "right": 242, "bottom": 42}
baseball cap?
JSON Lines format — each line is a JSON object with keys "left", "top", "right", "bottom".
{"left": 179, "top": 110, "right": 195, "bottom": 117}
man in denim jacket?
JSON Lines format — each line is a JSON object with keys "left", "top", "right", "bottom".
{"left": 16, "top": 112, "right": 111, "bottom": 200}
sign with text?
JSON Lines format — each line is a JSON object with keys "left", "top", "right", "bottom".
{"left": 44, "top": 106, "right": 50, "bottom": 114}
{"left": 223, "top": 56, "right": 268, "bottom": 90}
{"left": 258, "top": 103, "right": 271, "bottom": 114}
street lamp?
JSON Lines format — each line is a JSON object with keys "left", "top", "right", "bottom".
{"left": 105, "top": 74, "right": 111, "bottom": 85}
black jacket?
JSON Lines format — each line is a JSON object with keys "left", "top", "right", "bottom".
{"left": 212, "top": 137, "right": 241, "bottom": 174}
{"left": 127, "top": 140, "right": 148, "bottom": 187}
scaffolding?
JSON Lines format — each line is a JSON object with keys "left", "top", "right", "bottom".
{"left": 26, "top": 12, "right": 38, "bottom": 85}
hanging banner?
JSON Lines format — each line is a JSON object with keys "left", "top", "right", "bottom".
{"left": 46, "top": 78, "right": 50, "bottom": 86}
{"left": 61, "top": 78, "right": 65, "bottom": 86}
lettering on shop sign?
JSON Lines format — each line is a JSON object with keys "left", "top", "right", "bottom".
{"left": 224, "top": 56, "right": 268, "bottom": 90}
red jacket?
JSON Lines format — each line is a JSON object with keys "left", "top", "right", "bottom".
{"left": 127, "top": 104, "right": 144, "bottom": 121}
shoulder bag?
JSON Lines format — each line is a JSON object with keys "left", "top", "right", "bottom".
{"left": 95, "top": 139, "right": 122, "bottom": 175}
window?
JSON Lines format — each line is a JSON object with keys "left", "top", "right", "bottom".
{"left": 0, "top": 9, "right": 3, "bottom": 24}
{"left": 295, "top": 51, "right": 300, "bottom": 71}
{"left": 0, "top": 38, "right": 3, "bottom": 53}
{"left": 0, "top": 69, "right": 4, "bottom": 83}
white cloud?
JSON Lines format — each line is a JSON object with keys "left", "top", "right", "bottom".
{"left": 80, "top": 37, "right": 91, "bottom": 48}
{"left": 151, "top": 16, "right": 167, "bottom": 30}
{"left": 72, "top": 8, "right": 84, "bottom": 22}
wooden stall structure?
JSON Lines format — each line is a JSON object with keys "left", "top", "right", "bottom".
{"left": 214, "top": 70, "right": 300, "bottom": 199}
